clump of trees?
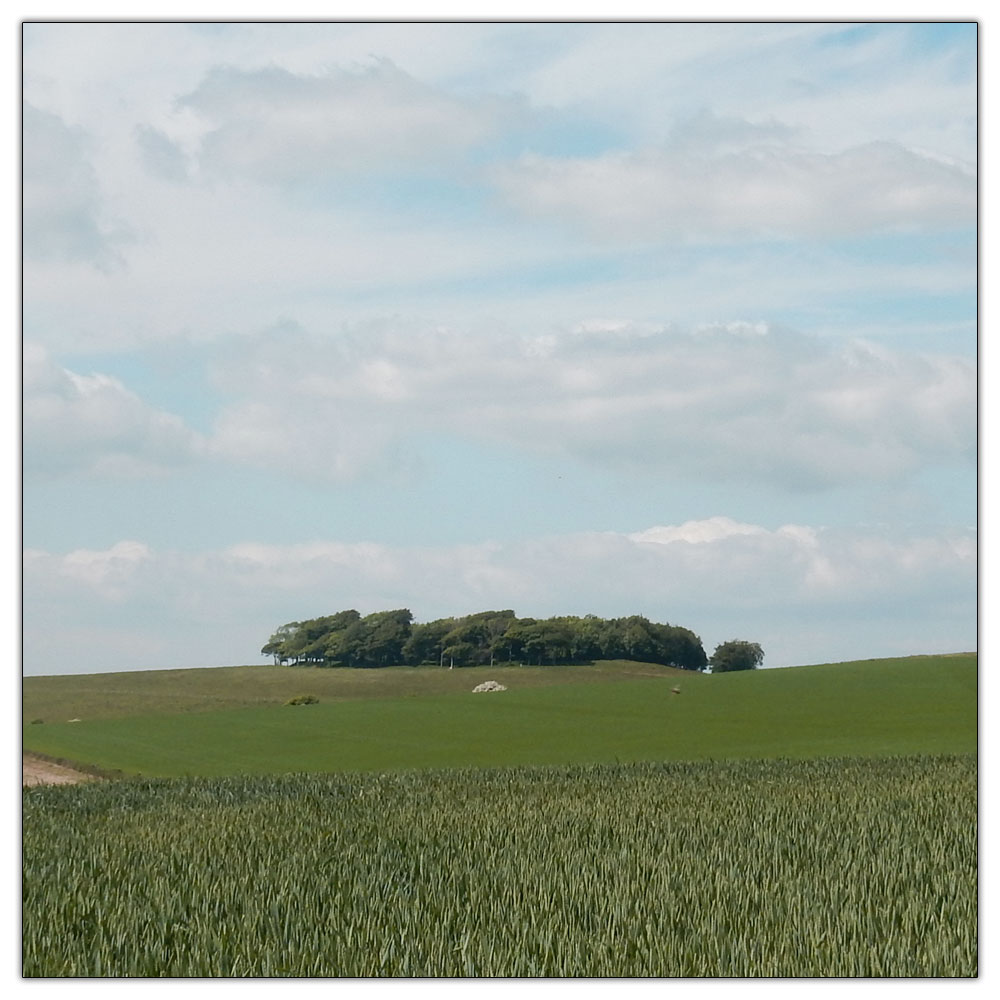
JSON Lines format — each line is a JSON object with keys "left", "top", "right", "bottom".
{"left": 262, "top": 609, "right": 709, "bottom": 671}
{"left": 709, "top": 640, "right": 764, "bottom": 673}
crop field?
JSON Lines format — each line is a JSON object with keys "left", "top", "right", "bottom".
{"left": 22, "top": 755, "right": 976, "bottom": 977}
{"left": 23, "top": 653, "right": 978, "bottom": 978}
{"left": 23, "top": 654, "right": 976, "bottom": 778}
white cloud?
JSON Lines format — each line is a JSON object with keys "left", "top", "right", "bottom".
{"left": 179, "top": 59, "right": 527, "bottom": 182}
{"left": 22, "top": 519, "right": 976, "bottom": 674}
{"left": 492, "top": 137, "right": 975, "bottom": 243}
{"left": 25, "top": 540, "right": 152, "bottom": 602}
{"left": 21, "top": 45, "right": 975, "bottom": 357}
{"left": 629, "top": 517, "right": 767, "bottom": 545}
{"left": 21, "top": 318, "right": 974, "bottom": 493}
{"left": 204, "top": 321, "right": 974, "bottom": 490}
{"left": 23, "top": 344, "right": 202, "bottom": 477}
{"left": 22, "top": 23, "right": 975, "bottom": 169}
{"left": 60, "top": 540, "right": 152, "bottom": 597}
{"left": 22, "top": 102, "right": 132, "bottom": 267}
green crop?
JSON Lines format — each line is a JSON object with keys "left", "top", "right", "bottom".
{"left": 23, "top": 755, "right": 975, "bottom": 977}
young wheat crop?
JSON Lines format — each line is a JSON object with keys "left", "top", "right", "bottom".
{"left": 22, "top": 755, "right": 976, "bottom": 977}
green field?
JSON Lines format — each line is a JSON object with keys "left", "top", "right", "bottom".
{"left": 22, "top": 659, "right": 694, "bottom": 723}
{"left": 23, "top": 654, "right": 976, "bottom": 777}
{"left": 23, "top": 755, "right": 977, "bottom": 977}
{"left": 23, "top": 653, "right": 978, "bottom": 978}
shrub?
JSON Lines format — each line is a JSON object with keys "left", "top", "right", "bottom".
{"left": 285, "top": 695, "right": 319, "bottom": 706}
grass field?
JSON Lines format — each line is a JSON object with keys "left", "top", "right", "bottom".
{"left": 23, "top": 653, "right": 976, "bottom": 778}
{"left": 22, "top": 659, "right": 695, "bottom": 723}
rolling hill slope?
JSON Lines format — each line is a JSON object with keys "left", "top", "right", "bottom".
{"left": 22, "top": 653, "right": 976, "bottom": 777}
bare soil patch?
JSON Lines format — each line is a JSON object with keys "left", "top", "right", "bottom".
{"left": 22, "top": 753, "right": 95, "bottom": 787}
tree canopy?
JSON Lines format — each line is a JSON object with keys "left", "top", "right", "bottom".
{"left": 709, "top": 640, "right": 764, "bottom": 673}
{"left": 262, "top": 609, "right": 709, "bottom": 671}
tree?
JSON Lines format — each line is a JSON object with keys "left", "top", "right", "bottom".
{"left": 498, "top": 618, "right": 537, "bottom": 663}
{"left": 649, "top": 623, "right": 708, "bottom": 672}
{"left": 402, "top": 618, "right": 455, "bottom": 665}
{"left": 324, "top": 620, "right": 368, "bottom": 666}
{"left": 441, "top": 621, "right": 490, "bottom": 664}
{"left": 261, "top": 622, "right": 300, "bottom": 665}
{"left": 709, "top": 640, "right": 764, "bottom": 673}
{"left": 358, "top": 609, "right": 413, "bottom": 666}
{"left": 569, "top": 615, "right": 604, "bottom": 662}
{"left": 262, "top": 608, "right": 708, "bottom": 671}
{"left": 441, "top": 640, "right": 478, "bottom": 668}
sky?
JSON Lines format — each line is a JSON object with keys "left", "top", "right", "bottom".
{"left": 20, "top": 18, "right": 978, "bottom": 676}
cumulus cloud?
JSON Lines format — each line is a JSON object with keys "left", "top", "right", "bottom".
{"left": 23, "top": 344, "right": 202, "bottom": 477}
{"left": 22, "top": 519, "right": 976, "bottom": 674}
{"left": 22, "top": 102, "right": 132, "bottom": 267}
{"left": 629, "top": 516, "right": 768, "bottom": 545}
{"left": 179, "top": 59, "right": 527, "bottom": 182}
{"left": 204, "top": 321, "right": 974, "bottom": 490}
{"left": 492, "top": 126, "right": 975, "bottom": 242}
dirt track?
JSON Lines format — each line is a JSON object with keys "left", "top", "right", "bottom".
{"left": 22, "top": 754, "right": 94, "bottom": 787}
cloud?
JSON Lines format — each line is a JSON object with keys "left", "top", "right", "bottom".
{"left": 179, "top": 59, "right": 527, "bottom": 182}
{"left": 516, "top": 24, "right": 975, "bottom": 165}
{"left": 23, "top": 344, "right": 203, "bottom": 477}
{"left": 22, "top": 519, "right": 976, "bottom": 674}
{"left": 56, "top": 541, "right": 152, "bottom": 598}
{"left": 24, "top": 540, "right": 153, "bottom": 615}
{"left": 22, "top": 318, "right": 973, "bottom": 493}
{"left": 629, "top": 516, "right": 767, "bottom": 545}
{"left": 492, "top": 132, "right": 975, "bottom": 242}
{"left": 666, "top": 110, "right": 802, "bottom": 154}
{"left": 204, "top": 321, "right": 974, "bottom": 491}
{"left": 135, "top": 124, "right": 191, "bottom": 182}
{"left": 22, "top": 102, "right": 132, "bottom": 267}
